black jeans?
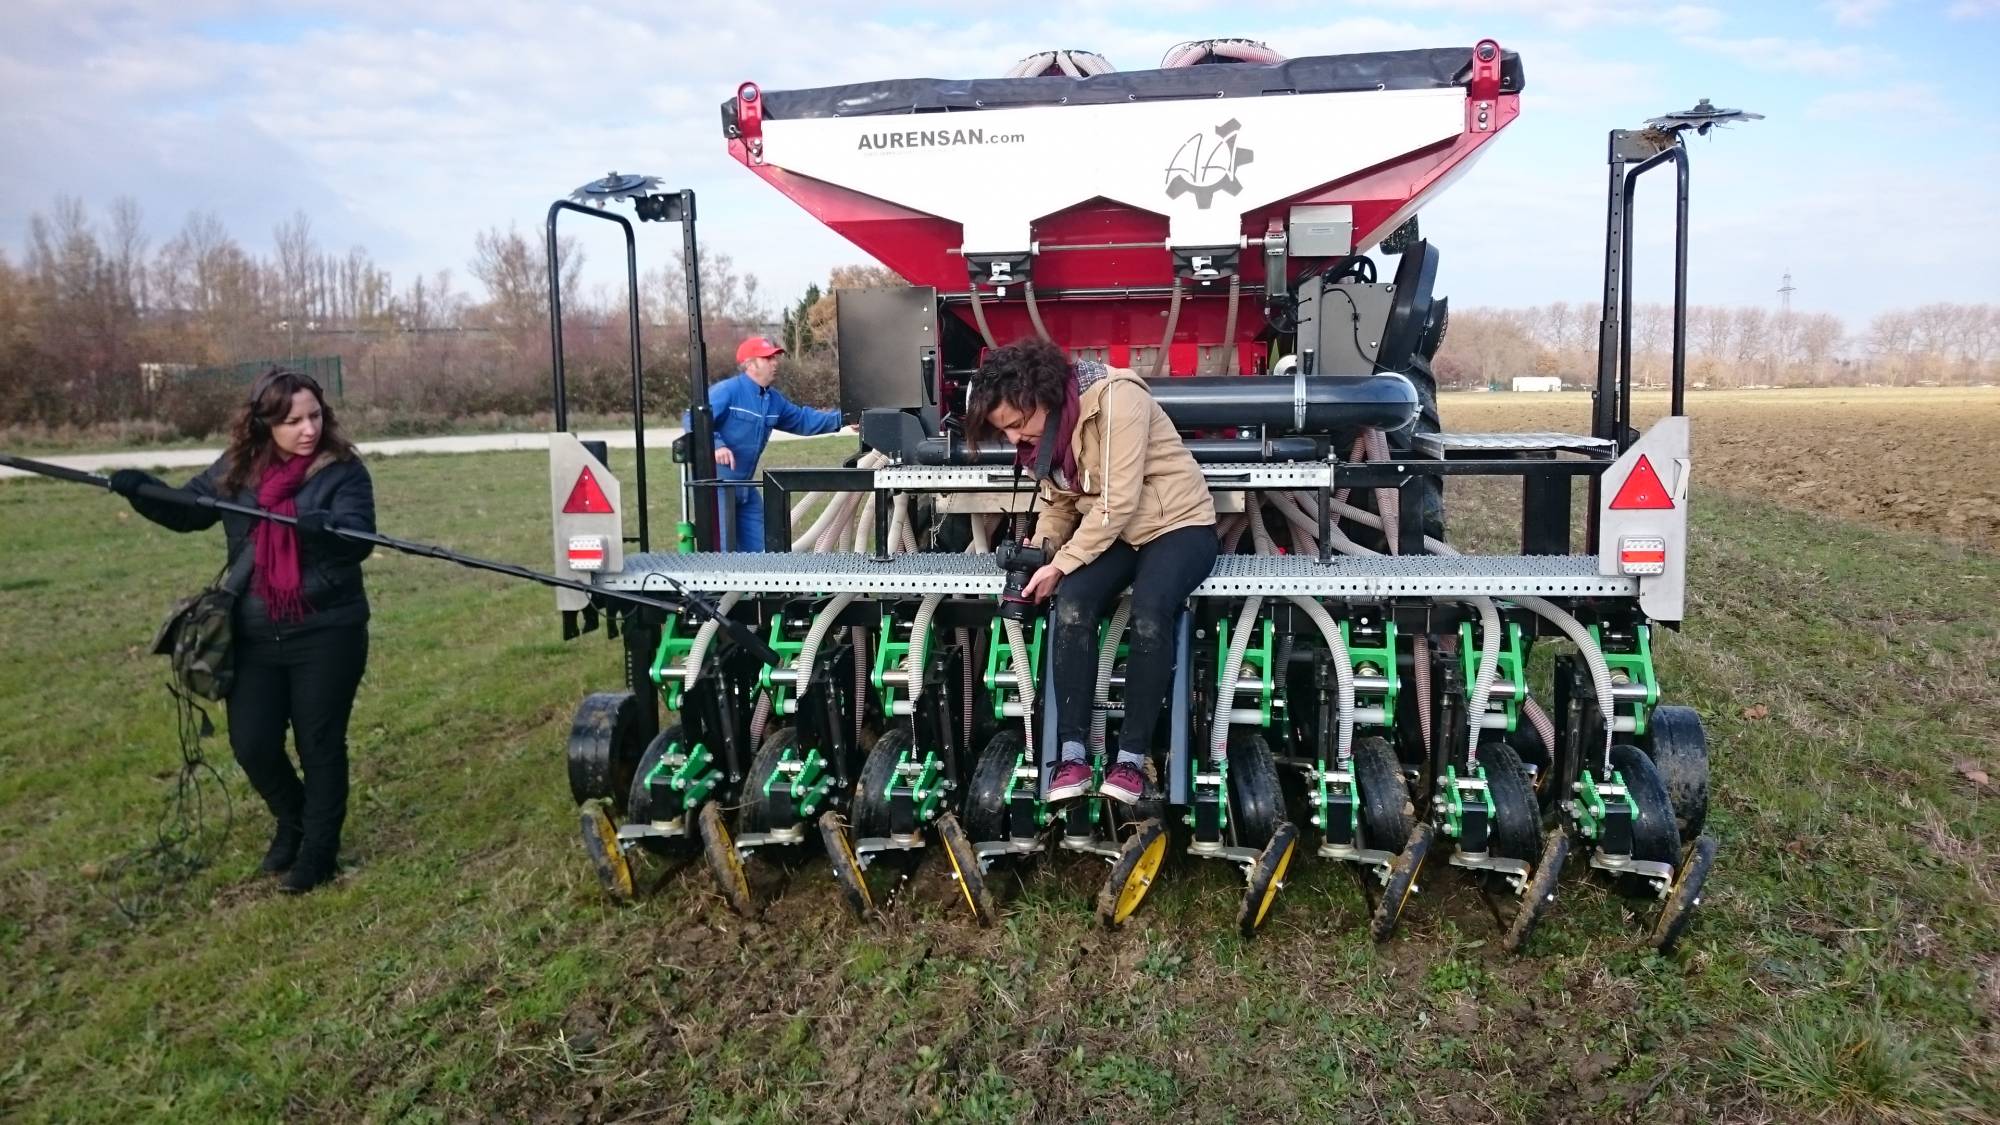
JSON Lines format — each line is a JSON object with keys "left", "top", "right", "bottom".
{"left": 226, "top": 625, "right": 369, "bottom": 857}
{"left": 1052, "top": 525, "right": 1218, "bottom": 759}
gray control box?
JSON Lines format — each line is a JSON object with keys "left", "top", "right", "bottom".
{"left": 1288, "top": 204, "right": 1354, "bottom": 257}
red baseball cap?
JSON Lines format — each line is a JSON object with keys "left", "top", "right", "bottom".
{"left": 735, "top": 336, "right": 785, "bottom": 364}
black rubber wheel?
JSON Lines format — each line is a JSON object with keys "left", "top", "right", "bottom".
{"left": 1370, "top": 821, "right": 1434, "bottom": 943}
{"left": 567, "top": 691, "right": 648, "bottom": 814}
{"left": 578, "top": 799, "right": 633, "bottom": 902}
{"left": 1478, "top": 741, "right": 1542, "bottom": 889}
{"left": 738, "top": 726, "right": 800, "bottom": 835}
{"left": 1645, "top": 705, "right": 1711, "bottom": 840}
{"left": 697, "top": 800, "right": 755, "bottom": 917}
{"left": 936, "top": 811, "right": 997, "bottom": 927}
{"left": 1502, "top": 829, "right": 1569, "bottom": 954}
{"left": 1227, "top": 731, "right": 1283, "bottom": 850}
{"left": 1352, "top": 736, "right": 1414, "bottom": 851}
{"left": 1651, "top": 834, "right": 1718, "bottom": 954}
{"left": 849, "top": 728, "right": 913, "bottom": 840}
{"left": 627, "top": 725, "right": 698, "bottom": 858}
{"left": 818, "top": 810, "right": 875, "bottom": 920}
{"left": 1096, "top": 818, "right": 1169, "bottom": 928}
{"left": 1237, "top": 821, "right": 1299, "bottom": 938}
{"left": 1609, "top": 743, "right": 1681, "bottom": 899}
{"left": 963, "top": 729, "right": 1025, "bottom": 843}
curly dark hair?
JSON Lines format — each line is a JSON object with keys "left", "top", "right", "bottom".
{"left": 219, "top": 367, "right": 358, "bottom": 495}
{"left": 964, "top": 339, "right": 1073, "bottom": 447}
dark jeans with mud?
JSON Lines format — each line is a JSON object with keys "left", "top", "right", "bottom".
{"left": 226, "top": 625, "right": 369, "bottom": 860}
{"left": 1051, "top": 524, "right": 1219, "bottom": 761}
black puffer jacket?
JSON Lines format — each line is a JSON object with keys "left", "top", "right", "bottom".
{"left": 128, "top": 453, "right": 377, "bottom": 643}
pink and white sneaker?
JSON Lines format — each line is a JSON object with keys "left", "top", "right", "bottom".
{"left": 1098, "top": 762, "right": 1147, "bottom": 805}
{"left": 1047, "top": 760, "right": 1092, "bottom": 802}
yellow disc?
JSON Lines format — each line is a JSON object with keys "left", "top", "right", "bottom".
{"left": 1251, "top": 838, "right": 1296, "bottom": 929}
{"left": 1112, "top": 831, "right": 1167, "bottom": 924}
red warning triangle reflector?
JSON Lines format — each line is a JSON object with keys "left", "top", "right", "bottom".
{"left": 562, "top": 466, "right": 615, "bottom": 514}
{"left": 1609, "top": 454, "right": 1674, "bottom": 511}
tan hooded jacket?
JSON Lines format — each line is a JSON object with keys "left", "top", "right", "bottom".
{"left": 1032, "top": 365, "right": 1216, "bottom": 574}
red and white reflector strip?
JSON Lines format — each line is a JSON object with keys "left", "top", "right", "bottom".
{"left": 562, "top": 466, "right": 615, "bottom": 514}
{"left": 1608, "top": 454, "right": 1675, "bottom": 511}
{"left": 1618, "top": 535, "right": 1667, "bottom": 576}
{"left": 567, "top": 535, "right": 606, "bottom": 572}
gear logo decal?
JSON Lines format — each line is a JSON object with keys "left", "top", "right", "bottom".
{"left": 1165, "top": 118, "right": 1253, "bottom": 208}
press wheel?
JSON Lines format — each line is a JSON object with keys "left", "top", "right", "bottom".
{"left": 1608, "top": 744, "right": 1680, "bottom": 898}
{"left": 627, "top": 725, "right": 698, "bottom": 858}
{"left": 1352, "top": 736, "right": 1413, "bottom": 850}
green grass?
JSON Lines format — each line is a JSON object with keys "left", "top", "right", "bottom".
{"left": 2, "top": 436, "right": 1996, "bottom": 1122}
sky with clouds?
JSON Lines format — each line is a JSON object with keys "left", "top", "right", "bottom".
{"left": 3, "top": 0, "right": 1996, "bottom": 329}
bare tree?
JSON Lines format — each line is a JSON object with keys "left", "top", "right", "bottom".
{"left": 469, "top": 224, "right": 582, "bottom": 329}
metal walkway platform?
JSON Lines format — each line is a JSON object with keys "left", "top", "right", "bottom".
{"left": 599, "top": 552, "right": 1637, "bottom": 598}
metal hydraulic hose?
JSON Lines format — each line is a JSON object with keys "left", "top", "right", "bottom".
{"left": 1413, "top": 634, "right": 1434, "bottom": 759}
{"left": 1219, "top": 272, "right": 1241, "bottom": 376}
{"left": 1154, "top": 278, "right": 1184, "bottom": 377}
{"left": 968, "top": 283, "right": 999, "bottom": 350}
{"left": 1364, "top": 427, "right": 1401, "bottom": 554}
{"left": 1024, "top": 281, "right": 1053, "bottom": 343}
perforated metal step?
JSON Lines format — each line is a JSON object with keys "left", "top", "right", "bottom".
{"left": 1417, "top": 432, "right": 1616, "bottom": 456}
{"left": 600, "top": 551, "right": 1637, "bottom": 599}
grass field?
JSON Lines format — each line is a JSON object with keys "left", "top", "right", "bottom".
{"left": 2, "top": 394, "right": 1997, "bottom": 1123}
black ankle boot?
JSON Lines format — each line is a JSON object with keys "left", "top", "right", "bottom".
{"left": 280, "top": 849, "right": 339, "bottom": 894}
{"left": 260, "top": 826, "right": 303, "bottom": 876}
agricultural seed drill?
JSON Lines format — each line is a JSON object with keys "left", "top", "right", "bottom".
{"left": 552, "top": 38, "right": 1746, "bottom": 949}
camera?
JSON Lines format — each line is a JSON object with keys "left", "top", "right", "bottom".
{"left": 995, "top": 538, "right": 1050, "bottom": 622}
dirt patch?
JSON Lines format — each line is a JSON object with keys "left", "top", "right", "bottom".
{"left": 1442, "top": 388, "right": 2000, "bottom": 549}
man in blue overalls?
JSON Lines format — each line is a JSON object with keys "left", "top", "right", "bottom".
{"left": 693, "top": 335, "right": 844, "bottom": 550}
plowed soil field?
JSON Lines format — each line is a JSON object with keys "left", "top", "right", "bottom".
{"left": 1442, "top": 387, "right": 2000, "bottom": 550}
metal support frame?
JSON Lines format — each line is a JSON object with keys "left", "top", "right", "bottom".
{"left": 1591, "top": 131, "right": 1690, "bottom": 548}
{"left": 546, "top": 189, "right": 715, "bottom": 556}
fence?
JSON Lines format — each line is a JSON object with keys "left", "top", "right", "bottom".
{"left": 176, "top": 356, "right": 345, "bottom": 400}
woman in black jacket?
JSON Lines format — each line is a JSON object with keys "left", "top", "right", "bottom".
{"left": 110, "top": 368, "right": 375, "bottom": 893}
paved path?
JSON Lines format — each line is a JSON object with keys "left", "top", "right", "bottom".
{"left": 0, "top": 428, "right": 829, "bottom": 481}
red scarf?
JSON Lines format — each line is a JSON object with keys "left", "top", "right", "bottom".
{"left": 1014, "top": 371, "right": 1081, "bottom": 488}
{"left": 253, "top": 453, "right": 315, "bottom": 623}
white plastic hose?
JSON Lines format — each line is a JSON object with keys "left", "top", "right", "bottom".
{"left": 788, "top": 592, "right": 859, "bottom": 715}
{"left": 1288, "top": 596, "right": 1356, "bottom": 767}
{"left": 680, "top": 591, "right": 744, "bottom": 687}
{"left": 1208, "top": 505, "right": 1276, "bottom": 763}
{"left": 1089, "top": 597, "right": 1132, "bottom": 754}
{"left": 1511, "top": 595, "right": 1617, "bottom": 765}
{"left": 1004, "top": 616, "right": 1037, "bottom": 756}
{"left": 1464, "top": 596, "right": 1502, "bottom": 769}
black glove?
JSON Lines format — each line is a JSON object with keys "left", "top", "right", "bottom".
{"left": 293, "top": 509, "right": 338, "bottom": 542}
{"left": 107, "top": 469, "right": 155, "bottom": 498}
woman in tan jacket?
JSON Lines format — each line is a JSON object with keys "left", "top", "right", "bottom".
{"left": 968, "top": 340, "right": 1217, "bottom": 806}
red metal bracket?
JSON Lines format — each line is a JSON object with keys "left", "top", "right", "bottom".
{"left": 736, "top": 82, "right": 765, "bottom": 164}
